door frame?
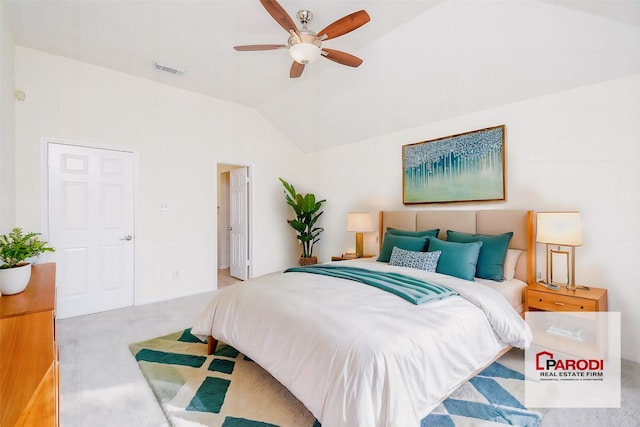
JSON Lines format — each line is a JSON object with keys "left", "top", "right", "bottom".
{"left": 40, "top": 137, "right": 140, "bottom": 303}
{"left": 217, "top": 171, "right": 230, "bottom": 269}
{"left": 217, "top": 162, "right": 253, "bottom": 280}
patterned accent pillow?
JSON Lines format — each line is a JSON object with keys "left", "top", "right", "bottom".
{"left": 389, "top": 246, "right": 441, "bottom": 272}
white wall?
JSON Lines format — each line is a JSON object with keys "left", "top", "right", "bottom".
{"left": 14, "top": 47, "right": 305, "bottom": 304}
{"left": 310, "top": 75, "right": 640, "bottom": 362}
{"left": 0, "top": 6, "right": 15, "bottom": 232}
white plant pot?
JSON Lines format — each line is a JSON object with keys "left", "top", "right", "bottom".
{"left": 0, "top": 263, "right": 32, "bottom": 295}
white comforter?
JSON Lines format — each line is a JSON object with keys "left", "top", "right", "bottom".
{"left": 191, "top": 259, "right": 531, "bottom": 427}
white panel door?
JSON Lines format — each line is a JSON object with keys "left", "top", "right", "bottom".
{"left": 48, "top": 143, "right": 135, "bottom": 318}
{"left": 229, "top": 167, "right": 248, "bottom": 280}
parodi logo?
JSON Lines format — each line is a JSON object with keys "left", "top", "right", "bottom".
{"left": 535, "top": 351, "right": 604, "bottom": 380}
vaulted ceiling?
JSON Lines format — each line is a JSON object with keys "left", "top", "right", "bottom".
{"left": 3, "top": 0, "right": 640, "bottom": 152}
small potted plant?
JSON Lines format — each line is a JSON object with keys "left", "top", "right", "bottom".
{"left": 0, "top": 228, "right": 55, "bottom": 295}
{"left": 279, "top": 178, "right": 326, "bottom": 265}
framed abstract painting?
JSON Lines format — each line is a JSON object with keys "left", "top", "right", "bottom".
{"left": 402, "top": 125, "right": 506, "bottom": 204}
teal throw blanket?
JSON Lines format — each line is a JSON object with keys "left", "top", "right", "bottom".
{"left": 284, "top": 265, "right": 457, "bottom": 305}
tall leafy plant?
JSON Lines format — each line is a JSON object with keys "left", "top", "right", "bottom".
{"left": 0, "top": 228, "right": 55, "bottom": 269}
{"left": 279, "top": 178, "right": 326, "bottom": 258}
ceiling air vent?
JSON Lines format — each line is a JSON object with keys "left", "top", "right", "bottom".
{"left": 154, "top": 62, "right": 184, "bottom": 76}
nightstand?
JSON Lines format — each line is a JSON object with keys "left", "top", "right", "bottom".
{"left": 331, "top": 253, "right": 374, "bottom": 261}
{"left": 526, "top": 282, "right": 608, "bottom": 312}
{"left": 526, "top": 282, "right": 609, "bottom": 359}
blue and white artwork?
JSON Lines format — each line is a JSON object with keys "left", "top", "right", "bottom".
{"left": 403, "top": 125, "right": 505, "bottom": 204}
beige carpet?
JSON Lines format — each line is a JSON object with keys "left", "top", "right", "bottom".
{"left": 56, "top": 285, "right": 640, "bottom": 427}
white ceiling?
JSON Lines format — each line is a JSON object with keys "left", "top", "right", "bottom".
{"left": 3, "top": 0, "right": 640, "bottom": 152}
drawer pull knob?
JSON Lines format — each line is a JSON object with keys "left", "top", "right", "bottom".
{"left": 554, "top": 301, "right": 566, "bottom": 306}
{"left": 539, "top": 299, "right": 542, "bottom": 302}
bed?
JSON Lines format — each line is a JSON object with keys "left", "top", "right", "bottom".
{"left": 192, "top": 209, "right": 534, "bottom": 427}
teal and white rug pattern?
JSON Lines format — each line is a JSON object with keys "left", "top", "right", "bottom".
{"left": 423, "top": 361, "right": 541, "bottom": 426}
{"left": 130, "top": 329, "right": 541, "bottom": 427}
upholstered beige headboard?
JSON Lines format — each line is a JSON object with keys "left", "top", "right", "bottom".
{"left": 379, "top": 210, "right": 535, "bottom": 284}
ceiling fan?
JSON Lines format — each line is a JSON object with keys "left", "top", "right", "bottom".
{"left": 234, "top": 0, "right": 370, "bottom": 78}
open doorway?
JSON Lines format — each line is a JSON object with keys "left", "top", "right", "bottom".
{"left": 217, "top": 163, "right": 252, "bottom": 281}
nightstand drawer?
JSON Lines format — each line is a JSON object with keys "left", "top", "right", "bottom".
{"left": 527, "top": 290, "right": 597, "bottom": 311}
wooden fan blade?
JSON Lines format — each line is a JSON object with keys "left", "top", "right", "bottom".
{"left": 234, "top": 44, "right": 286, "bottom": 51}
{"left": 321, "top": 49, "right": 363, "bottom": 68}
{"left": 259, "top": 0, "right": 300, "bottom": 36}
{"left": 290, "top": 61, "right": 305, "bottom": 78}
{"left": 317, "top": 10, "right": 370, "bottom": 41}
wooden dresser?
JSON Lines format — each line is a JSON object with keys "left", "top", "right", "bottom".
{"left": 0, "top": 263, "right": 58, "bottom": 426}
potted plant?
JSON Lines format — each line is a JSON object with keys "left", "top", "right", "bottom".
{"left": 0, "top": 228, "right": 55, "bottom": 295}
{"left": 279, "top": 178, "right": 326, "bottom": 265}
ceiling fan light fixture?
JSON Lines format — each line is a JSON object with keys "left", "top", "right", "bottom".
{"left": 234, "top": 1, "right": 370, "bottom": 78}
{"left": 289, "top": 42, "right": 321, "bottom": 64}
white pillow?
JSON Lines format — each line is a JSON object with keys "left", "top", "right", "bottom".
{"left": 503, "top": 249, "right": 522, "bottom": 281}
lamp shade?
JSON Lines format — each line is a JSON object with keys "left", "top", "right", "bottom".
{"left": 536, "top": 212, "right": 583, "bottom": 246}
{"left": 289, "top": 42, "right": 321, "bottom": 64}
{"left": 347, "top": 212, "right": 374, "bottom": 233}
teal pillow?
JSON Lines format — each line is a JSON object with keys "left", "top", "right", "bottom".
{"left": 377, "top": 233, "right": 428, "bottom": 262}
{"left": 446, "top": 230, "right": 513, "bottom": 281}
{"left": 427, "top": 237, "right": 483, "bottom": 281}
{"left": 386, "top": 227, "right": 439, "bottom": 238}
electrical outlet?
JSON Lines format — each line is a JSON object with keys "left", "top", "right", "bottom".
{"left": 172, "top": 270, "right": 181, "bottom": 279}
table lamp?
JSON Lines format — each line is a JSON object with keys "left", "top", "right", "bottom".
{"left": 536, "top": 212, "right": 582, "bottom": 290}
{"left": 347, "top": 212, "right": 374, "bottom": 258}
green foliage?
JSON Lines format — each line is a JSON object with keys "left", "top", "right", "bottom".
{"left": 0, "top": 228, "right": 55, "bottom": 269}
{"left": 279, "top": 178, "right": 326, "bottom": 258}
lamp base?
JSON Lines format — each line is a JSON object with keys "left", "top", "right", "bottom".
{"left": 355, "top": 232, "right": 364, "bottom": 258}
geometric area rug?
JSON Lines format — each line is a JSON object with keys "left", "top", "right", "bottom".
{"left": 130, "top": 329, "right": 542, "bottom": 427}
{"left": 422, "top": 360, "right": 542, "bottom": 427}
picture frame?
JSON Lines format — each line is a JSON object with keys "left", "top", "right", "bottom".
{"left": 402, "top": 125, "right": 506, "bottom": 204}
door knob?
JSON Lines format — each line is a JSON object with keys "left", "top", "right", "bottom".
{"left": 120, "top": 235, "right": 133, "bottom": 241}
{"left": 228, "top": 227, "right": 233, "bottom": 231}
